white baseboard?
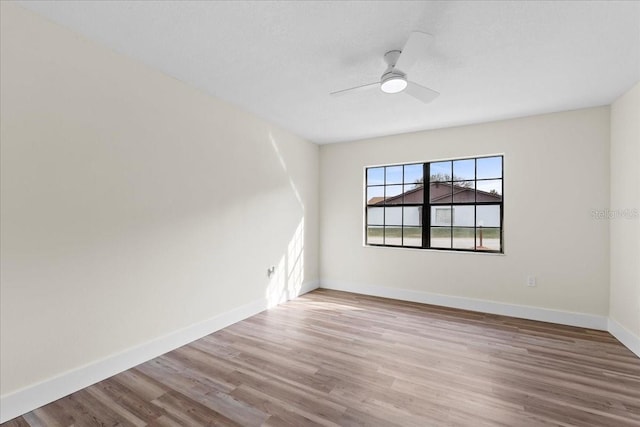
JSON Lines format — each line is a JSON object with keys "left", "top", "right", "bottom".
{"left": 0, "top": 280, "right": 319, "bottom": 424}
{"left": 299, "top": 280, "right": 320, "bottom": 294}
{"left": 320, "top": 280, "right": 609, "bottom": 331}
{"left": 608, "top": 318, "right": 640, "bottom": 358}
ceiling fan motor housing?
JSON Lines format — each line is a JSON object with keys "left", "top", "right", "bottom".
{"left": 380, "top": 50, "right": 408, "bottom": 93}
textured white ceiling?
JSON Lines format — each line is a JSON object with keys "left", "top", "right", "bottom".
{"left": 16, "top": 1, "right": 640, "bottom": 144}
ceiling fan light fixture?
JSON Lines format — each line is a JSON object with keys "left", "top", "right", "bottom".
{"left": 380, "top": 74, "right": 407, "bottom": 94}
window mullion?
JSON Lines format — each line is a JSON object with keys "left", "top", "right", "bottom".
{"left": 424, "top": 162, "right": 430, "bottom": 249}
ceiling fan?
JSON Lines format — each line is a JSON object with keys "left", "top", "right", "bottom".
{"left": 330, "top": 31, "right": 439, "bottom": 104}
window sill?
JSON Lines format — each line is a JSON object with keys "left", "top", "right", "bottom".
{"left": 363, "top": 244, "right": 505, "bottom": 256}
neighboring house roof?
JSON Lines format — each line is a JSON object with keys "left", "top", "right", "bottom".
{"left": 368, "top": 182, "right": 501, "bottom": 205}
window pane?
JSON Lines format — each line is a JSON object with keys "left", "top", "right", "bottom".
{"left": 452, "top": 205, "right": 474, "bottom": 227}
{"left": 384, "top": 185, "right": 404, "bottom": 204}
{"left": 477, "top": 156, "right": 502, "bottom": 179}
{"left": 430, "top": 161, "right": 451, "bottom": 182}
{"left": 453, "top": 227, "right": 475, "bottom": 249}
{"left": 452, "top": 181, "right": 475, "bottom": 203}
{"left": 476, "top": 205, "right": 500, "bottom": 227}
{"left": 430, "top": 182, "right": 452, "bottom": 204}
{"left": 367, "top": 226, "right": 383, "bottom": 245}
{"left": 404, "top": 164, "right": 423, "bottom": 185}
{"left": 453, "top": 159, "right": 474, "bottom": 180}
{"left": 367, "top": 207, "right": 384, "bottom": 225}
{"left": 384, "top": 226, "right": 402, "bottom": 245}
{"left": 431, "top": 206, "right": 452, "bottom": 226}
{"left": 476, "top": 227, "right": 501, "bottom": 251}
{"left": 403, "top": 227, "right": 422, "bottom": 247}
{"left": 385, "top": 166, "right": 403, "bottom": 185}
{"left": 404, "top": 206, "right": 422, "bottom": 226}
{"left": 367, "top": 186, "right": 384, "bottom": 205}
{"left": 430, "top": 227, "right": 451, "bottom": 248}
{"left": 403, "top": 184, "right": 424, "bottom": 203}
{"left": 385, "top": 207, "right": 403, "bottom": 225}
{"left": 476, "top": 179, "right": 502, "bottom": 202}
{"left": 367, "top": 167, "right": 384, "bottom": 185}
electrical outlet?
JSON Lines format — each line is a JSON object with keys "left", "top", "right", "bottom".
{"left": 527, "top": 276, "right": 537, "bottom": 287}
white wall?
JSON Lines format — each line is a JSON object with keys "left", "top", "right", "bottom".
{"left": 0, "top": 1, "right": 318, "bottom": 401}
{"left": 320, "top": 107, "right": 610, "bottom": 318}
{"left": 609, "top": 82, "right": 640, "bottom": 343}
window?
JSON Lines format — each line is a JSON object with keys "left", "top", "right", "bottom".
{"left": 365, "top": 155, "right": 503, "bottom": 253}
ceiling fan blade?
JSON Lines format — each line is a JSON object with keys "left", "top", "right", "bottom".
{"left": 330, "top": 82, "right": 379, "bottom": 97}
{"left": 395, "top": 31, "right": 433, "bottom": 72}
{"left": 404, "top": 81, "right": 440, "bottom": 104}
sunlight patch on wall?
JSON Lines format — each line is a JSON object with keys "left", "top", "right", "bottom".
{"left": 266, "top": 218, "right": 305, "bottom": 308}
{"left": 269, "top": 131, "right": 304, "bottom": 212}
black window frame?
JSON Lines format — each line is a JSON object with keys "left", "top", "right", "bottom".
{"left": 365, "top": 155, "right": 504, "bottom": 253}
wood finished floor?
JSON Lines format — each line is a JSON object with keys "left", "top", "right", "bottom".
{"left": 3, "top": 289, "right": 640, "bottom": 427}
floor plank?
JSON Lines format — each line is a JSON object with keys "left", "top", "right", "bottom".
{"left": 3, "top": 289, "right": 639, "bottom": 426}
